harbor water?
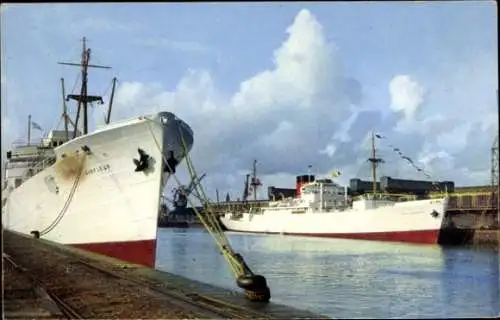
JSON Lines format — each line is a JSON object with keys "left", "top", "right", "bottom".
{"left": 155, "top": 228, "right": 499, "bottom": 318}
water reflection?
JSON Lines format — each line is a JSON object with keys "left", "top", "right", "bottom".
{"left": 156, "top": 228, "right": 236, "bottom": 287}
{"left": 155, "top": 228, "right": 499, "bottom": 318}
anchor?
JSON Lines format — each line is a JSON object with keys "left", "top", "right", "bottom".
{"left": 133, "top": 148, "right": 150, "bottom": 172}
{"left": 164, "top": 150, "right": 179, "bottom": 174}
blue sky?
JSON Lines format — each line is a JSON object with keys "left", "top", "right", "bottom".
{"left": 1, "top": 2, "right": 498, "bottom": 199}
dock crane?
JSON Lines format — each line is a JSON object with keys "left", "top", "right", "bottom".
{"left": 173, "top": 173, "right": 207, "bottom": 209}
{"left": 159, "top": 173, "right": 206, "bottom": 223}
{"left": 242, "top": 160, "right": 261, "bottom": 202}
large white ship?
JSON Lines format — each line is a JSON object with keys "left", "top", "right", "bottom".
{"left": 1, "top": 38, "right": 193, "bottom": 267}
{"left": 221, "top": 180, "right": 449, "bottom": 244}
{"left": 220, "top": 133, "right": 451, "bottom": 244}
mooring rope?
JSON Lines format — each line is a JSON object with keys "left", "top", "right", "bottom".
{"left": 145, "top": 117, "right": 271, "bottom": 301}
{"left": 144, "top": 119, "right": 241, "bottom": 275}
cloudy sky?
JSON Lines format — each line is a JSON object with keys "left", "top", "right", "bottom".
{"left": 1, "top": 2, "right": 498, "bottom": 201}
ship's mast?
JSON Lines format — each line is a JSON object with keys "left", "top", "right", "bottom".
{"left": 368, "top": 131, "right": 383, "bottom": 195}
{"left": 251, "top": 159, "right": 258, "bottom": 201}
{"left": 60, "top": 78, "right": 69, "bottom": 141}
{"left": 27, "top": 115, "right": 31, "bottom": 146}
{"left": 105, "top": 77, "right": 117, "bottom": 125}
{"left": 243, "top": 174, "right": 250, "bottom": 202}
{"left": 58, "top": 37, "right": 111, "bottom": 137}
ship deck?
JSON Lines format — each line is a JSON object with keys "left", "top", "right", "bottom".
{"left": 3, "top": 230, "right": 328, "bottom": 319}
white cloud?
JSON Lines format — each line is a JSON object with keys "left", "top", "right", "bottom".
{"left": 3, "top": 7, "right": 491, "bottom": 200}
{"left": 388, "top": 75, "right": 428, "bottom": 135}
{"left": 435, "top": 122, "right": 471, "bottom": 154}
{"left": 319, "top": 144, "right": 337, "bottom": 158}
{"left": 96, "top": 8, "right": 495, "bottom": 196}
{"left": 331, "top": 108, "right": 359, "bottom": 143}
{"left": 417, "top": 150, "right": 454, "bottom": 177}
{"left": 103, "top": 8, "right": 362, "bottom": 197}
{"left": 382, "top": 56, "right": 497, "bottom": 185}
{"left": 389, "top": 75, "right": 425, "bottom": 119}
{"left": 230, "top": 9, "right": 346, "bottom": 119}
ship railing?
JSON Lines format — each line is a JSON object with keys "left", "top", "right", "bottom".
{"left": 7, "top": 145, "right": 55, "bottom": 163}
{"left": 356, "top": 193, "right": 417, "bottom": 202}
{"left": 249, "top": 207, "right": 263, "bottom": 214}
{"left": 230, "top": 212, "right": 244, "bottom": 220}
{"left": 3, "top": 172, "right": 27, "bottom": 180}
{"left": 213, "top": 200, "right": 270, "bottom": 214}
{"left": 332, "top": 203, "right": 352, "bottom": 211}
{"left": 291, "top": 208, "right": 307, "bottom": 214}
{"left": 5, "top": 162, "right": 34, "bottom": 170}
{"left": 5, "top": 155, "right": 47, "bottom": 169}
{"left": 428, "top": 191, "right": 494, "bottom": 198}
{"left": 10, "top": 138, "right": 45, "bottom": 149}
{"left": 325, "top": 200, "right": 352, "bottom": 210}
{"left": 4, "top": 155, "right": 55, "bottom": 180}
{"left": 94, "top": 114, "right": 150, "bottom": 131}
{"left": 29, "top": 156, "right": 57, "bottom": 175}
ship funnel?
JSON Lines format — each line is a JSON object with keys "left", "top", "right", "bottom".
{"left": 296, "top": 175, "right": 315, "bottom": 197}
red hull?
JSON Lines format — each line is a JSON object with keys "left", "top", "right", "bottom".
{"left": 71, "top": 239, "right": 157, "bottom": 268}
{"left": 229, "top": 229, "right": 441, "bottom": 244}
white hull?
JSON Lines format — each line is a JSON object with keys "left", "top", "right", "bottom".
{"left": 2, "top": 112, "right": 193, "bottom": 267}
{"left": 220, "top": 198, "right": 448, "bottom": 244}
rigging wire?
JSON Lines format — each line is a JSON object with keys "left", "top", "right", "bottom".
{"left": 374, "top": 133, "right": 452, "bottom": 193}
{"left": 70, "top": 73, "right": 81, "bottom": 95}
{"left": 374, "top": 133, "right": 433, "bottom": 180}
{"left": 100, "top": 78, "right": 113, "bottom": 99}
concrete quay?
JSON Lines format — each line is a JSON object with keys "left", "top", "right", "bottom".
{"left": 3, "top": 230, "right": 329, "bottom": 319}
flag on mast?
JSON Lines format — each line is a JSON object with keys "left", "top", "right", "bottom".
{"left": 31, "top": 121, "right": 43, "bottom": 131}
{"left": 330, "top": 170, "right": 341, "bottom": 178}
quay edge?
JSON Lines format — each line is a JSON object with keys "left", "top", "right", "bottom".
{"left": 3, "top": 230, "right": 330, "bottom": 319}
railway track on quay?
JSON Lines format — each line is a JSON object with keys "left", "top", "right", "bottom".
{"left": 3, "top": 253, "right": 83, "bottom": 319}
{"left": 3, "top": 232, "right": 276, "bottom": 319}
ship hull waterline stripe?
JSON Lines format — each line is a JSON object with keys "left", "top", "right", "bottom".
{"left": 71, "top": 239, "right": 157, "bottom": 268}
{"left": 225, "top": 229, "right": 441, "bottom": 244}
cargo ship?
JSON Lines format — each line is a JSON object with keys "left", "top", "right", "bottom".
{"left": 220, "top": 132, "right": 451, "bottom": 244}
{"left": 1, "top": 38, "right": 194, "bottom": 267}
